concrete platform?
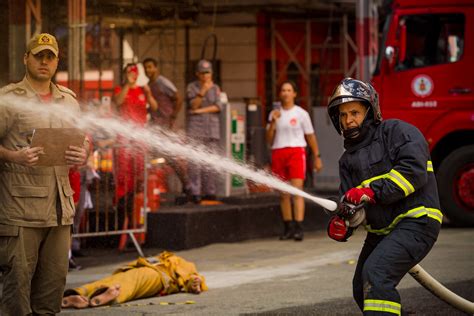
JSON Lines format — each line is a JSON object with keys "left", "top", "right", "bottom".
{"left": 146, "top": 191, "right": 333, "bottom": 250}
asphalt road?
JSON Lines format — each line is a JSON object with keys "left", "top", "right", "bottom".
{"left": 58, "top": 227, "right": 474, "bottom": 315}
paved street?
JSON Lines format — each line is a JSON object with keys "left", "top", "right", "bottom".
{"left": 58, "top": 227, "right": 474, "bottom": 315}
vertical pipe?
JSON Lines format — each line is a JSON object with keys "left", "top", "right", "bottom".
{"left": 356, "top": 0, "right": 370, "bottom": 81}
{"left": 158, "top": 29, "right": 162, "bottom": 71}
{"left": 37, "top": 0, "right": 41, "bottom": 34}
{"left": 356, "top": 0, "right": 364, "bottom": 80}
{"left": 25, "top": 0, "right": 30, "bottom": 43}
{"left": 119, "top": 28, "right": 124, "bottom": 84}
{"left": 184, "top": 25, "right": 190, "bottom": 84}
{"left": 132, "top": 0, "right": 138, "bottom": 62}
{"left": 98, "top": 15, "right": 103, "bottom": 100}
{"left": 305, "top": 19, "right": 311, "bottom": 109}
{"left": 271, "top": 19, "right": 276, "bottom": 103}
{"left": 67, "top": 0, "right": 71, "bottom": 89}
{"left": 9, "top": 0, "right": 27, "bottom": 82}
{"left": 342, "top": 14, "right": 348, "bottom": 76}
{"left": 81, "top": 0, "right": 86, "bottom": 99}
{"left": 173, "top": 6, "right": 178, "bottom": 84}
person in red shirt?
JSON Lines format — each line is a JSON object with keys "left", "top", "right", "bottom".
{"left": 113, "top": 64, "right": 158, "bottom": 228}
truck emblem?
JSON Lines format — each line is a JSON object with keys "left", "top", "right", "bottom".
{"left": 411, "top": 75, "right": 433, "bottom": 98}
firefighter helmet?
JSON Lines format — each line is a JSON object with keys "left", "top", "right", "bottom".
{"left": 327, "top": 78, "right": 382, "bottom": 134}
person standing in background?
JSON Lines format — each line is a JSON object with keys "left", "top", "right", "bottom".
{"left": 113, "top": 63, "right": 158, "bottom": 228}
{"left": 143, "top": 57, "right": 183, "bottom": 129}
{"left": 185, "top": 59, "right": 223, "bottom": 204}
{"left": 0, "top": 33, "right": 88, "bottom": 315}
{"left": 143, "top": 57, "right": 189, "bottom": 200}
{"left": 266, "top": 81, "right": 323, "bottom": 241}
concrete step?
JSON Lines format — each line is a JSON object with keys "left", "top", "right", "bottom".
{"left": 146, "top": 191, "right": 335, "bottom": 250}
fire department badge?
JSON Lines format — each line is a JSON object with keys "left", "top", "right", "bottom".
{"left": 290, "top": 118, "right": 297, "bottom": 126}
{"left": 38, "top": 34, "right": 53, "bottom": 45}
{"left": 411, "top": 75, "right": 433, "bottom": 98}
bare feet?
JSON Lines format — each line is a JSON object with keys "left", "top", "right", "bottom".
{"left": 89, "top": 284, "right": 121, "bottom": 307}
{"left": 61, "top": 295, "right": 89, "bottom": 309}
{"left": 187, "top": 275, "right": 202, "bottom": 294}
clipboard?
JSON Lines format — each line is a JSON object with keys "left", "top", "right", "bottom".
{"left": 30, "top": 128, "right": 85, "bottom": 166}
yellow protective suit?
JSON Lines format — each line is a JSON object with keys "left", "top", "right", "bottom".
{"left": 65, "top": 251, "right": 208, "bottom": 304}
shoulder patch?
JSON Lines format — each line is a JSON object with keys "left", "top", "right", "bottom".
{"left": 0, "top": 83, "right": 25, "bottom": 96}
{"left": 56, "top": 84, "right": 77, "bottom": 98}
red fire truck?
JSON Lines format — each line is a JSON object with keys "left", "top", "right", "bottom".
{"left": 372, "top": 0, "right": 474, "bottom": 225}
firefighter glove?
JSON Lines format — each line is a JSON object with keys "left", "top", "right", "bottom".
{"left": 327, "top": 215, "right": 354, "bottom": 242}
{"left": 344, "top": 187, "right": 375, "bottom": 205}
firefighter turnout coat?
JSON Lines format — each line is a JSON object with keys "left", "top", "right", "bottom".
{"left": 339, "top": 119, "right": 443, "bottom": 236}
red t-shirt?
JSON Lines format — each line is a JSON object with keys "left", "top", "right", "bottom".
{"left": 39, "top": 93, "right": 52, "bottom": 103}
{"left": 114, "top": 86, "right": 147, "bottom": 126}
{"left": 69, "top": 168, "right": 81, "bottom": 204}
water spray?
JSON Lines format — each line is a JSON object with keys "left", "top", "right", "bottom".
{"left": 0, "top": 95, "right": 337, "bottom": 211}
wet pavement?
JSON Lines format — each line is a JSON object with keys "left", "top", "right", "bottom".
{"left": 58, "top": 227, "right": 474, "bottom": 315}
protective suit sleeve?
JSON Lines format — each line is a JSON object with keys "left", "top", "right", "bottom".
{"left": 369, "top": 121, "right": 429, "bottom": 205}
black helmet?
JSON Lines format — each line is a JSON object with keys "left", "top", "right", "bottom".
{"left": 327, "top": 78, "right": 382, "bottom": 134}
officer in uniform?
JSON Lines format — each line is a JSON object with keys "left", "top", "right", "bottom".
{"left": 0, "top": 33, "right": 88, "bottom": 315}
{"left": 326, "top": 78, "right": 442, "bottom": 315}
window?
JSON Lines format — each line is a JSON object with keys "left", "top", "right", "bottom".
{"left": 397, "top": 14, "right": 464, "bottom": 71}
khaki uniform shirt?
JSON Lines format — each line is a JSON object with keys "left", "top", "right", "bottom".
{"left": 0, "top": 77, "right": 80, "bottom": 227}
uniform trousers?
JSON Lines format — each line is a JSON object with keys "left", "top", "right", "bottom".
{"left": 187, "top": 138, "right": 219, "bottom": 197}
{"left": 353, "top": 218, "right": 438, "bottom": 315}
{"left": 0, "top": 225, "right": 71, "bottom": 316}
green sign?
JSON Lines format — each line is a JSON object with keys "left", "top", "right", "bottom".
{"left": 231, "top": 112, "right": 245, "bottom": 187}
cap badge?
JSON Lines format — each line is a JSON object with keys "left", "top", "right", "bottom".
{"left": 38, "top": 34, "right": 53, "bottom": 45}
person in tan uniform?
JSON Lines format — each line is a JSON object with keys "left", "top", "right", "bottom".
{"left": 0, "top": 33, "right": 88, "bottom": 315}
{"left": 61, "top": 251, "right": 207, "bottom": 308}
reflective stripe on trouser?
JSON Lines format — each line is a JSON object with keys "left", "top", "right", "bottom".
{"left": 364, "top": 299, "right": 401, "bottom": 315}
{"left": 352, "top": 219, "right": 437, "bottom": 315}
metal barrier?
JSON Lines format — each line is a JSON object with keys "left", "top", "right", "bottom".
{"left": 71, "top": 143, "right": 162, "bottom": 257}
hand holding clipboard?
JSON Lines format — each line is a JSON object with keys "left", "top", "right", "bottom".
{"left": 30, "top": 128, "right": 86, "bottom": 166}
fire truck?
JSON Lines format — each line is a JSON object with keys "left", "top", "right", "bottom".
{"left": 371, "top": 0, "right": 474, "bottom": 225}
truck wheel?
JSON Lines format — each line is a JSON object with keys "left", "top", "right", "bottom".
{"left": 437, "top": 145, "right": 474, "bottom": 226}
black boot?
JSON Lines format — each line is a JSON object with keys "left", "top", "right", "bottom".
{"left": 294, "top": 221, "right": 304, "bottom": 241}
{"left": 279, "top": 221, "right": 295, "bottom": 240}
{"left": 68, "top": 257, "right": 82, "bottom": 271}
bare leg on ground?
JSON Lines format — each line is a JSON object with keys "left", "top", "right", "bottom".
{"left": 61, "top": 295, "right": 89, "bottom": 309}
{"left": 89, "top": 284, "right": 121, "bottom": 307}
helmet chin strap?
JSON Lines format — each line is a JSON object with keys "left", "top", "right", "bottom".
{"left": 341, "top": 108, "right": 370, "bottom": 139}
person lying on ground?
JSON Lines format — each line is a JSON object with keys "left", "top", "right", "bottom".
{"left": 61, "top": 251, "right": 207, "bottom": 308}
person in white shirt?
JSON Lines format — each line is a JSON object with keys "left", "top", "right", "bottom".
{"left": 266, "top": 81, "right": 323, "bottom": 241}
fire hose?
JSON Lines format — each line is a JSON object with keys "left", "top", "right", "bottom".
{"left": 408, "top": 264, "right": 474, "bottom": 314}
{"left": 327, "top": 198, "right": 474, "bottom": 314}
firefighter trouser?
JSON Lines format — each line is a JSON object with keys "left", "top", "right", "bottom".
{"left": 353, "top": 219, "right": 437, "bottom": 315}
{"left": 0, "top": 225, "right": 71, "bottom": 316}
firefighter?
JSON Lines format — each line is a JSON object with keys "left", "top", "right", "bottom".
{"left": 0, "top": 33, "right": 88, "bottom": 315}
{"left": 326, "top": 78, "right": 442, "bottom": 315}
